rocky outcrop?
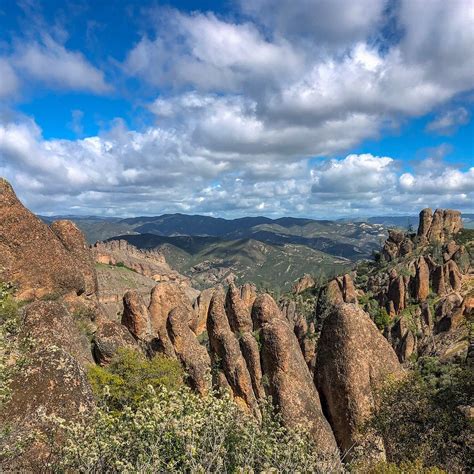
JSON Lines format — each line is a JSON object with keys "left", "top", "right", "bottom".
{"left": 225, "top": 282, "right": 265, "bottom": 399}
{"left": 417, "top": 208, "right": 433, "bottom": 239}
{"left": 0, "top": 346, "right": 95, "bottom": 470}
{"left": 252, "top": 294, "right": 339, "bottom": 458}
{"left": 388, "top": 273, "right": 406, "bottom": 315}
{"left": 293, "top": 274, "right": 315, "bottom": 294}
{"left": 167, "top": 306, "right": 211, "bottom": 395}
{"left": 414, "top": 257, "right": 430, "bottom": 301}
{"left": 316, "top": 303, "right": 402, "bottom": 460}
{"left": 191, "top": 287, "right": 214, "bottom": 336}
{"left": 92, "top": 240, "right": 189, "bottom": 285}
{"left": 426, "top": 209, "right": 463, "bottom": 243}
{"left": 148, "top": 282, "right": 195, "bottom": 357}
{"left": 21, "top": 300, "right": 94, "bottom": 367}
{"left": 0, "top": 178, "right": 85, "bottom": 299}
{"left": 50, "top": 219, "right": 98, "bottom": 296}
{"left": 92, "top": 318, "right": 139, "bottom": 365}
{"left": 207, "top": 287, "right": 259, "bottom": 414}
{"left": 240, "top": 282, "right": 257, "bottom": 309}
{"left": 122, "top": 290, "right": 152, "bottom": 341}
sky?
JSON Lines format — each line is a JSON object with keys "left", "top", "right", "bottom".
{"left": 0, "top": 0, "right": 473, "bottom": 219}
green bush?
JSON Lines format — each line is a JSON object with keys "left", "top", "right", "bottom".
{"left": 369, "top": 357, "right": 473, "bottom": 472}
{"left": 88, "top": 348, "right": 185, "bottom": 410}
{"left": 45, "top": 387, "right": 339, "bottom": 473}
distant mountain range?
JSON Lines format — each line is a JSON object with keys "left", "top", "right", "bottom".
{"left": 39, "top": 212, "right": 473, "bottom": 290}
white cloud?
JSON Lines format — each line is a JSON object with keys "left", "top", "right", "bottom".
{"left": 13, "top": 36, "right": 111, "bottom": 93}
{"left": 426, "top": 107, "right": 470, "bottom": 135}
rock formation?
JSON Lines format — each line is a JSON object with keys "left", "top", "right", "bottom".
{"left": 92, "top": 240, "right": 189, "bottom": 285}
{"left": 148, "top": 282, "right": 195, "bottom": 357}
{"left": 207, "top": 287, "right": 259, "bottom": 414}
{"left": 293, "top": 274, "right": 315, "bottom": 294}
{"left": 240, "top": 282, "right": 257, "bottom": 309}
{"left": 225, "top": 282, "right": 265, "bottom": 399}
{"left": 167, "top": 306, "right": 211, "bottom": 394}
{"left": 92, "top": 318, "right": 139, "bottom": 365}
{"left": 316, "top": 303, "right": 402, "bottom": 460}
{"left": 122, "top": 290, "right": 152, "bottom": 341}
{"left": 0, "top": 178, "right": 86, "bottom": 299}
{"left": 21, "top": 300, "right": 94, "bottom": 367}
{"left": 252, "top": 294, "right": 339, "bottom": 458}
{"left": 191, "top": 287, "right": 214, "bottom": 336}
{"left": 51, "top": 219, "right": 98, "bottom": 296}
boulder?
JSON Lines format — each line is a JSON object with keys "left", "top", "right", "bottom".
{"left": 167, "top": 306, "right": 211, "bottom": 395}
{"left": 446, "top": 260, "right": 462, "bottom": 292}
{"left": 0, "top": 346, "right": 95, "bottom": 471}
{"left": 50, "top": 220, "right": 98, "bottom": 296}
{"left": 92, "top": 318, "right": 139, "bottom": 365}
{"left": 21, "top": 300, "right": 94, "bottom": 367}
{"left": 342, "top": 274, "right": 357, "bottom": 303}
{"left": 252, "top": 294, "right": 339, "bottom": 458}
{"left": 122, "top": 290, "right": 152, "bottom": 341}
{"left": 388, "top": 275, "right": 405, "bottom": 314}
{"left": 432, "top": 265, "right": 447, "bottom": 296}
{"left": 316, "top": 303, "right": 402, "bottom": 459}
{"left": 148, "top": 282, "right": 194, "bottom": 357}
{"left": 0, "top": 178, "right": 85, "bottom": 299}
{"left": 207, "top": 287, "right": 258, "bottom": 414}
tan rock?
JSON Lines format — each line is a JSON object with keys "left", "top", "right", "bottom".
{"left": 388, "top": 276, "right": 405, "bottom": 313}
{"left": 293, "top": 274, "right": 315, "bottom": 294}
{"left": 148, "top": 282, "right": 194, "bottom": 357}
{"left": 50, "top": 220, "right": 98, "bottom": 296}
{"left": 21, "top": 300, "right": 94, "bottom": 367}
{"left": 167, "top": 306, "right": 211, "bottom": 395}
{"left": 122, "top": 290, "right": 152, "bottom": 340}
{"left": 207, "top": 287, "right": 258, "bottom": 414}
{"left": 316, "top": 303, "right": 402, "bottom": 460}
{"left": 92, "top": 318, "right": 139, "bottom": 365}
{"left": 414, "top": 257, "right": 430, "bottom": 301}
{"left": 252, "top": 294, "right": 339, "bottom": 458}
{"left": 417, "top": 208, "right": 433, "bottom": 239}
{"left": 191, "top": 287, "right": 214, "bottom": 336}
{"left": 240, "top": 282, "right": 257, "bottom": 308}
{"left": 0, "top": 178, "right": 85, "bottom": 299}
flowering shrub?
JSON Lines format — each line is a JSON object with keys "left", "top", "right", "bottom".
{"left": 88, "top": 348, "right": 185, "bottom": 410}
{"left": 47, "top": 386, "right": 336, "bottom": 473}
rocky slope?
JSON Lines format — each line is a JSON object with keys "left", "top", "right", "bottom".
{"left": 1, "top": 179, "right": 472, "bottom": 471}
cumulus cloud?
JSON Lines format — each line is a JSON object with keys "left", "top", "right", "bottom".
{"left": 12, "top": 36, "right": 111, "bottom": 93}
{"left": 426, "top": 107, "right": 470, "bottom": 135}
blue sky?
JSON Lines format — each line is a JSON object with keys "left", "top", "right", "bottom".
{"left": 0, "top": 0, "right": 473, "bottom": 218}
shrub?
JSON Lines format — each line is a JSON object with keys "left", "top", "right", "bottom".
{"left": 45, "top": 387, "right": 338, "bottom": 473}
{"left": 88, "top": 348, "right": 185, "bottom": 410}
{"left": 369, "top": 358, "right": 473, "bottom": 472}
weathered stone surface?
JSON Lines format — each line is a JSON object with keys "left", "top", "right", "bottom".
{"left": 293, "top": 274, "right": 315, "bottom": 294}
{"left": 0, "top": 346, "right": 95, "bottom": 470}
{"left": 252, "top": 294, "right": 339, "bottom": 457}
{"left": 148, "top": 282, "right": 194, "bottom": 357}
{"left": 225, "top": 282, "right": 265, "bottom": 398}
{"left": 21, "top": 300, "right": 93, "bottom": 367}
{"left": 417, "top": 208, "right": 433, "bottom": 239}
{"left": 446, "top": 260, "right": 462, "bottom": 292}
{"left": 207, "top": 287, "right": 258, "bottom": 414}
{"left": 432, "top": 264, "right": 447, "bottom": 296}
{"left": 426, "top": 209, "right": 463, "bottom": 243}
{"left": 414, "top": 257, "right": 430, "bottom": 301}
{"left": 92, "top": 318, "right": 139, "bottom": 365}
{"left": 388, "top": 275, "right": 405, "bottom": 314}
{"left": 0, "top": 178, "right": 85, "bottom": 299}
{"left": 240, "top": 282, "right": 257, "bottom": 309}
{"left": 50, "top": 220, "right": 98, "bottom": 296}
{"left": 191, "top": 287, "right": 214, "bottom": 336}
{"left": 92, "top": 240, "right": 189, "bottom": 285}
{"left": 167, "top": 306, "right": 211, "bottom": 395}
{"left": 122, "top": 290, "right": 152, "bottom": 340}
{"left": 342, "top": 274, "right": 357, "bottom": 303}
{"left": 316, "top": 303, "right": 402, "bottom": 459}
